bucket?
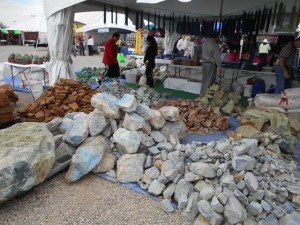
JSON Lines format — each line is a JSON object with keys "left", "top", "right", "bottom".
{"left": 30, "top": 81, "right": 44, "bottom": 99}
{"left": 244, "top": 85, "right": 252, "bottom": 97}
{"left": 234, "top": 85, "right": 244, "bottom": 95}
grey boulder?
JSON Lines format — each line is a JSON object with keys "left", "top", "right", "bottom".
{"left": 91, "top": 93, "right": 121, "bottom": 119}
{"left": 113, "top": 128, "right": 143, "bottom": 154}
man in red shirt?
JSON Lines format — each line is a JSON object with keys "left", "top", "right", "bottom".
{"left": 102, "top": 32, "right": 120, "bottom": 78}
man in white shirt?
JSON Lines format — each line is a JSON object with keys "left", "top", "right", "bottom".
{"left": 176, "top": 35, "right": 186, "bottom": 57}
{"left": 87, "top": 35, "right": 94, "bottom": 56}
{"left": 258, "top": 39, "right": 271, "bottom": 66}
{"left": 201, "top": 32, "right": 222, "bottom": 95}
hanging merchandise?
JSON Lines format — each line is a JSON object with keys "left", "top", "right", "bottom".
{"left": 265, "top": 8, "right": 272, "bottom": 33}
{"left": 272, "top": 2, "right": 278, "bottom": 25}
{"left": 260, "top": 7, "right": 267, "bottom": 31}
{"left": 296, "top": 6, "right": 300, "bottom": 26}
{"left": 276, "top": 2, "right": 283, "bottom": 27}
{"left": 135, "top": 11, "right": 139, "bottom": 30}
{"left": 140, "top": 10, "right": 143, "bottom": 29}
{"left": 154, "top": 12, "right": 157, "bottom": 27}
{"left": 163, "top": 15, "right": 166, "bottom": 31}
{"left": 147, "top": 11, "right": 150, "bottom": 30}
{"left": 172, "top": 13, "right": 175, "bottom": 32}
{"left": 168, "top": 15, "right": 171, "bottom": 31}
{"left": 125, "top": 7, "right": 129, "bottom": 26}
{"left": 115, "top": 7, "right": 118, "bottom": 24}
{"left": 289, "top": 4, "right": 297, "bottom": 32}
{"left": 187, "top": 16, "right": 190, "bottom": 34}
{"left": 241, "top": 12, "right": 246, "bottom": 34}
{"left": 183, "top": 15, "right": 187, "bottom": 34}
{"left": 256, "top": 9, "right": 262, "bottom": 35}
{"left": 280, "top": 5, "right": 286, "bottom": 28}
{"left": 104, "top": 4, "right": 107, "bottom": 24}
{"left": 249, "top": 12, "right": 254, "bottom": 35}
{"left": 246, "top": 12, "right": 251, "bottom": 34}
{"left": 158, "top": 14, "right": 161, "bottom": 28}
{"left": 111, "top": 5, "right": 114, "bottom": 24}
{"left": 135, "top": 29, "right": 142, "bottom": 54}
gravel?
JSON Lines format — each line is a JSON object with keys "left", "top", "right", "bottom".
{"left": 0, "top": 46, "right": 192, "bottom": 225}
{"left": 0, "top": 172, "right": 192, "bottom": 225}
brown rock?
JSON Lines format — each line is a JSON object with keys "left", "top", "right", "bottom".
{"left": 0, "top": 112, "right": 14, "bottom": 122}
{"left": 68, "top": 102, "right": 79, "bottom": 111}
{"left": 35, "top": 110, "right": 45, "bottom": 119}
{"left": 0, "top": 103, "right": 15, "bottom": 115}
{"left": 227, "top": 131, "right": 242, "bottom": 140}
{"left": 155, "top": 159, "right": 164, "bottom": 170}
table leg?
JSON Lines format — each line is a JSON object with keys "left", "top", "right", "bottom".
{"left": 229, "top": 70, "right": 235, "bottom": 92}
{"left": 10, "top": 65, "right": 14, "bottom": 87}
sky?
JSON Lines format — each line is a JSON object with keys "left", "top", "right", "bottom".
{"left": 0, "top": 0, "right": 44, "bottom": 27}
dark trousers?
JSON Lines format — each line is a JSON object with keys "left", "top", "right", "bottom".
{"left": 88, "top": 45, "right": 93, "bottom": 56}
{"left": 106, "top": 63, "right": 120, "bottom": 78}
{"left": 146, "top": 66, "right": 154, "bottom": 88}
{"left": 259, "top": 53, "right": 268, "bottom": 66}
{"left": 79, "top": 43, "right": 85, "bottom": 55}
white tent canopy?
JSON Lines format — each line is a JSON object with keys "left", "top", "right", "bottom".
{"left": 75, "top": 12, "right": 135, "bottom": 33}
{"left": 5, "top": 14, "right": 47, "bottom": 32}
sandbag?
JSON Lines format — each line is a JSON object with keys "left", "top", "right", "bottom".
{"left": 281, "top": 88, "right": 300, "bottom": 99}
{"left": 254, "top": 94, "right": 282, "bottom": 107}
{"left": 279, "top": 98, "right": 300, "bottom": 109}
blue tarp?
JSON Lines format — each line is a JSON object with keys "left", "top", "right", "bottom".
{"left": 3, "top": 75, "right": 30, "bottom": 93}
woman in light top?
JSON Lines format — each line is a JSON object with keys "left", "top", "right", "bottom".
{"left": 258, "top": 39, "right": 271, "bottom": 66}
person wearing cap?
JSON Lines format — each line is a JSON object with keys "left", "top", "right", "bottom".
{"left": 275, "top": 35, "right": 300, "bottom": 93}
{"left": 201, "top": 32, "right": 222, "bottom": 96}
{"left": 258, "top": 39, "right": 271, "bottom": 66}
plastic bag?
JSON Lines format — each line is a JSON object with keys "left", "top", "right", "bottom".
{"left": 117, "top": 53, "right": 126, "bottom": 64}
{"left": 139, "top": 75, "right": 147, "bottom": 86}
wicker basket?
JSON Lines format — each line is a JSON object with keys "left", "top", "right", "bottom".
{"left": 183, "top": 60, "right": 192, "bottom": 66}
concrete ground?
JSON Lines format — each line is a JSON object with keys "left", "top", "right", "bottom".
{"left": 0, "top": 45, "right": 193, "bottom": 225}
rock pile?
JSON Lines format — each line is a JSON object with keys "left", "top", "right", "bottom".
{"left": 98, "top": 82, "right": 163, "bottom": 107}
{"left": 156, "top": 100, "right": 229, "bottom": 134}
{"left": 195, "top": 84, "right": 245, "bottom": 117}
{"left": 18, "top": 79, "right": 97, "bottom": 122}
{"left": 0, "top": 84, "right": 19, "bottom": 123}
{"left": 46, "top": 93, "right": 300, "bottom": 225}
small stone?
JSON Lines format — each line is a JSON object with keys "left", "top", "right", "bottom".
{"left": 197, "top": 200, "right": 224, "bottom": 225}
{"left": 173, "top": 174, "right": 183, "bottom": 184}
{"left": 200, "top": 186, "right": 215, "bottom": 200}
{"left": 150, "top": 131, "right": 165, "bottom": 142}
{"left": 93, "top": 153, "right": 116, "bottom": 173}
{"left": 245, "top": 172, "right": 258, "bottom": 192}
{"left": 102, "top": 126, "right": 112, "bottom": 137}
{"left": 47, "top": 117, "right": 63, "bottom": 132}
{"left": 174, "top": 179, "right": 193, "bottom": 202}
{"left": 287, "top": 185, "right": 300, "bottom": 195}
{"left": 116, "top": 94, "right": 138, "bottom": 112}
{"left": 113, "top": 128, "right": 143, "bottom": 154}
{"left": 88, "top": 110, "right": 109, "bottom": 136}
{"left": 181, "top": 192, "right": 200, "bottom": 220}
{"left": 234, "top": 189, "right": 249, "bottom": 205}
{"left": 148, "top": 179, "right": 166, "bottom": 196}
{"left": 117, "top": 154, "right": 146, "bottom": 183}
{"left": 54, "top": 134, "right": 63, "bottom": 149}
{"left": 106, "top": 170, "right": 116, "bottom": 178}
{"left": 261, "top": 200, "right": 272, "bottom": 213}
{"left": 244, "top": 218, "right": 258, "bottom": 225}
{"left": 157, "top": 143, "right": 173, "bottom": 152}
{"left": 148, "top": 109, "right": 166, "bottom": 129}
{"left": 224, "top": 196, "right": 247, "bottom": 224}
{"left": 236, "top": 180, "right": 246, "bottom": 190}
{"left": 280, "top": 202, "right": 294, "bottom": 214}
{"left": 217, "top": 192, "right": 228, "bottom": 205}
{"left": 145, "top": 166, "right": 160, "bottom": 179}
{"left": 211, "top": 196, "right": 224, "bottom": 213}
{"left": 158, "top": 199, "right": 174, "bottom": 213}
{"left": 178, "top": 193, "right": 188, "bottom": 209}
{"left": 109, "top": 118, "right": 118, "bottom": 132}
{"left": 158, "top": 106, "right": 179, "bottom": 121}
{"left": 190, "top": 162, "right": 216, "bottom": 178}
{"left": 232, "top": 155, "right": 256, "bottom": 171}
{"left": 194, "top": 215, "right": 211, "bottom": 225}
{"left": 258, "top": 214, "right": 279, "bottom": 225}
{"left": 165, "top": 169, "right": 178, "bottom": 181}
{"left": 148, "top": 146, "right": 160, "bottom": 155}
{"left": 122, "top": 113, "right": 146, "bottom": 131}
{"left": 160, "top": 120, "right": 187, "bottom": 141}
{"left": 163, "top": 183, "right": 176, "bottom": 199}
{"left": 63, "top": 117, "right": 89, "bottom": 147}
{"left": 279, "top": 211, "right": 300, "bottom": 225}
{"left": 136, "top": 104, "right": 155, "bottom": 121}
{"left": 184, "top": 172, "right": 201, "bottom": 182}
{"left": 155, "top": 159, "right": 164, "bottom": 170}
{"left": 246, "top": 201, "right": 263, "bottom": 216}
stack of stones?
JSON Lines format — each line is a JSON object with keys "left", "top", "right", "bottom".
{"left": 0, "top": 84, "right": 18, "bottom": 123}
{"left": 46, "top": 93, "right": 300, "bottom": 225}
{"left": 19, "top": 79, "right": 97, "bottom": 122}
{"left": 98, "top": 82, "right": 163, "bottom": 107}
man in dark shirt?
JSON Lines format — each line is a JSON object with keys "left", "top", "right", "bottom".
{"left": 275, "top": 36, "right": 300, "bottom": 93}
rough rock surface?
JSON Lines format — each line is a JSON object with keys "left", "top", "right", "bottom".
{"left": 0, "top": 123, "right": 55, "bottom": 203}
{"left": 113, "top": 128, "right": 143, "bottom": 154}
{"left": 91, "top": 93, "right": 121, "bottom": 119}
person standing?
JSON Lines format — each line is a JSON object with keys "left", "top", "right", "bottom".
{"left": 143, "top": 35, "right": 158, "bottom": 88}
{"left": 102, "top": 32, "right": 120, "bottom": 78}
{"left": 176, "top": 35, "right": 186, "bottom": 57}
{"left": 258, "top": 39, "right": 271, "bottom": 66}
{"left": 87, "top": 35, "right": 94, "bottom": 56}
{"left": 275, "top": 36, "right": 300, "bottom": 93}
{"left": 79, "top": 35, "right": 85, "bottom": 56}
{"left": 201, "top": 32, "right": 222, "bottom": 95}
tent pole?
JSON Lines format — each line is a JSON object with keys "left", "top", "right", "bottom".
{"left": 220, "top": 0, "right": 224, "bottom": 19}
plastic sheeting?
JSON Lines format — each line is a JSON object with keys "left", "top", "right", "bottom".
{"left": 163, "top": 32, "right": 180, "bottom": 55}
{"left": 47, "top": 7, "right": 76, "bottom": 86}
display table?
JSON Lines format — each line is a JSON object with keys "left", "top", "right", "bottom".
{"left": 163, "top": 77, "right": 201, "bottom": 94}
{"left": 3, "top": 62, "right": 48, "bottom": 87}
{"left": 169, "top": 64, "right": 202, "bottom": 76}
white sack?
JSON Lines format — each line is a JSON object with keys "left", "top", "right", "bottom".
{"left": 281, "top": 88, "right": 300, "bottom": 99}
